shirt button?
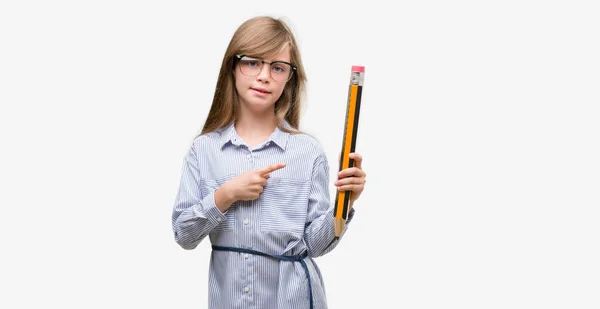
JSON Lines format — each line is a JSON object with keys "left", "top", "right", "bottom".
{"left": 243, "top": 218, "right": 249, "bottom": 225}
{"left": 216, "top": 217, "right": 222, "bottom": 222}
{"left": 244, "top": 286, "right": 249, "bottom": 293}
{"left": 244, "top": 254, "right": 249, "bottom": 259}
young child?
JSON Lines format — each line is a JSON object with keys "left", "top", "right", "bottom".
{"left": 171, "top": 15, "right": 367, "bottom": 309}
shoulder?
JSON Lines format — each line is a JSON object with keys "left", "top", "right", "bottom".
{"left": 189, "top": 128, "right": 227, "bottom": 150}
{"left": 287, "top": 132, "right": 328, "bottom": 164}
{"left": 289, "top": 131, "right": 324, "bottom": 151}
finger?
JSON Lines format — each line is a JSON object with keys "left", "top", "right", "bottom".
{"left": 348, "top": 153, "right": 362, "bottom": 169}
{"left": 338, "top": 167, "right": 366, "bottom": 179}
{"left": 335, "top": 177, "right": 365, "bottom": 186}
{"left": 257, "top": 162, "right": 286, "bottom": 176}
{"left": 336, "top": 184, "right": 363, "bottom": 192}
{"left": 249, "top": 185, "right": 263, "bottom": 196}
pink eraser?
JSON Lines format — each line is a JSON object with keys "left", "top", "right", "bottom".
{"left": 351, "top": 65, "right": 365, "bottom": 73}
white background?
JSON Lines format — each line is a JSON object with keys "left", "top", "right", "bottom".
{"left": 1, "top": 0, "right": 599, "bottom": 308}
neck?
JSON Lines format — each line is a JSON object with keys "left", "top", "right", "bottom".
{"left": 235, "top": 109, "right": 278, "bottom": 147}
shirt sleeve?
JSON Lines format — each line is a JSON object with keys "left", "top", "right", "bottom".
{"left": 303, "top": 153, "right": 356, "bottom": 257}
{"left": 171, "top": 142, "right": 227, "bottom": 250}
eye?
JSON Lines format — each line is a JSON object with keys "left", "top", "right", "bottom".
{"left": 272, "top": 64, "right": 286, "bottom": 73}
{"left": 241, "top": 56, "right": 260, "bottom": 67}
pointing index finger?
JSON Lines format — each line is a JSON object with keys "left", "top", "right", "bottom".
{"left": 258, "top": 162, "right": 286, "bottom": 176}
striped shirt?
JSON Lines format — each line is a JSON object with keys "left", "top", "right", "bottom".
{"left": 172, "top": 120, "right": 355, "bottom": 309}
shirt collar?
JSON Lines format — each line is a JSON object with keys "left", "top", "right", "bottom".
{"left": 218, "top": 122, "right": 237, "bottom": 147}
{"left": 268, "top": 120, "right": 291, "bottom": 150}
{"left": 218, "top": 120, "right": 291, "bottom": 150}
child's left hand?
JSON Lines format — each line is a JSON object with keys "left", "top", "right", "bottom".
{"left": 335, "top": 152, "right": 366, "bottom": 203}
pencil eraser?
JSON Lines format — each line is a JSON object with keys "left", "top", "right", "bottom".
{"left": 351, "top": 65, "right": 365, "bottom": 73}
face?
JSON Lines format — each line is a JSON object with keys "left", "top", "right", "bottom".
{"left": 234, "top": 46, "right": 292, "bottom": 116}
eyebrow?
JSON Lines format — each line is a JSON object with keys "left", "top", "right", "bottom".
{"left": 270, "top": 58, "right": 290, "bottom": 62}
{"left": 247, "top": 55, "right": 290, "bottom": 63}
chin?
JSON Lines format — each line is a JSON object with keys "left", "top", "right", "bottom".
{"left": 243, "top": 101, "right": 273, "bottom": 112}
{"left": 252, "top": 105, "right": 275, "bottom": 114}
{"left": 246, "top": 97, "right": 275, "bottom": 106}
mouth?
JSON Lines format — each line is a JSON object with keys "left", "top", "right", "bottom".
{"left": 251, "top": 87, "right": 271, "bottom": 94}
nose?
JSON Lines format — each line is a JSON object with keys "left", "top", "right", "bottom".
{"left": 256, "top": 62, "right": 271, "bottom": 83}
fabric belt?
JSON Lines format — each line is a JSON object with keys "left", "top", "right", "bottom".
{"left": 212, "top": 245, "right": 313, "bottom": 309}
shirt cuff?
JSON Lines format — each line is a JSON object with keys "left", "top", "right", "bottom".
{"left": 198, "top": 192, "right": 228, "bottom": 228}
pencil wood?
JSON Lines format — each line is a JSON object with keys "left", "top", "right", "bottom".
{"left": 334, "top": 217, "right": 344, "bottom": 239}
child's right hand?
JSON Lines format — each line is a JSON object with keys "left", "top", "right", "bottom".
{"left": 217, "top": 163, "right": 286, "bottom": 210}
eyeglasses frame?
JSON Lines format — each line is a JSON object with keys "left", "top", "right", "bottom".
{"left": 235, "top": 54, "right": 297, "bottom": 82}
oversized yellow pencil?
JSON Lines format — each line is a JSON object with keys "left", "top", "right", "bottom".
{"left": 334, "top": 65, "right": 365, "bottom": 239}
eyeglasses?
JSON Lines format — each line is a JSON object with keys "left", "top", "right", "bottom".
{"left": 235, "top": 54, "right": 297, "bottom": 83}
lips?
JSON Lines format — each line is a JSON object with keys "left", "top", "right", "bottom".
{"left": 251, "top": 87, "right": 270, "bottom": 94}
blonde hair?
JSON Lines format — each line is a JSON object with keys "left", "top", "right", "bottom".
{"left": 199, "top": 16, "right": 307, "bottom": 136}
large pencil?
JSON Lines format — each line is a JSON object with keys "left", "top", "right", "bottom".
{"left": 334, "top": 65, "right": 365, "bottom": 239}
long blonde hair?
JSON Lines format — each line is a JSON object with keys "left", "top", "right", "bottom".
{"left": 199, "top": 16, "right": 307, "bottom": 136}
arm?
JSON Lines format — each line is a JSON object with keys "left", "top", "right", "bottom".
{"left": 171, "top": 143, "right": 230, "bottom": 250}
{"left": 303, "top": 154, "right": 356, "bottom": 257}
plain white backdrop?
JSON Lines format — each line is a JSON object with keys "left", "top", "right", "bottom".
{"left": 1, "top": 0, "right": 599, "bottom": 308}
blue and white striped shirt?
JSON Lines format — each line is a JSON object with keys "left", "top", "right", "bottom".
{"left": 172, "top": 120, "right": 355, "bottom": 309}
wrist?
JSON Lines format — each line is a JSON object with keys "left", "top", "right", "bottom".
{"left": 215, "top": 183, "right": 236, "bottom": 212}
